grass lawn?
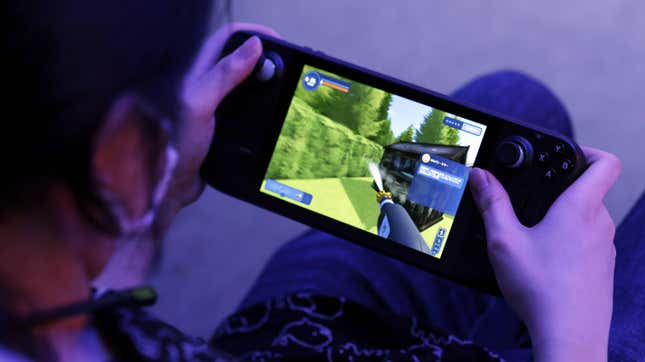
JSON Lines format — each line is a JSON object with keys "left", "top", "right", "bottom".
{"left": 263, "top": 177, "right": 379, "bottom": 233}
{"left": 261, "top": 177, "right": 455, "bottom": 258}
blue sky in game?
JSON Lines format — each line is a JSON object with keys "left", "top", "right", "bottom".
{"left": 387, "top": 94, "right": 486, "bottom": 166}
{"left": 388, "top": 95, "right": 430, "bottom": 136}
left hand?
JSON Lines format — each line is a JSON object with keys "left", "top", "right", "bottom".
{"left": 168, "top": 23, "right": 280, "bottom": 211}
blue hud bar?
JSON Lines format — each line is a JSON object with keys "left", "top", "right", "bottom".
{"left": 443, "top": 117, "right": 483, "bottom": 136}
{"left": 265, "top": 179, "right": 313, "bottom": 205}
{"left": 302, "top": 70, "right": 351, "bottom": 93}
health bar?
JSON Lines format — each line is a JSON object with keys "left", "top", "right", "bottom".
{"left": 320, "top": 75, "right": 351, "bottom": 93}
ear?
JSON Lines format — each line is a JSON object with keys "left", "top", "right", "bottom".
{"left": 90, "top": 93, "right": 177, "bottom": 235}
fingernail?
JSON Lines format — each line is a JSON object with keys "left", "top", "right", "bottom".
{"left": 469, "top": 168, "right": 489, "bottom": 197}
{"left": 237, "top": 36, "right": 261, "bottom": 59}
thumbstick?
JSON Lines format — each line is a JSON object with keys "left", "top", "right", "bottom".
{"left": 255, "top": 51, "right": 284, "bottom": 82}
{"left": 496, "top": 137, "right": 530, "bottom": 168}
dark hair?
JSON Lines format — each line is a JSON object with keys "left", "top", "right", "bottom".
{"left": 3, "top": 0, "right": 213, "bottom": 218}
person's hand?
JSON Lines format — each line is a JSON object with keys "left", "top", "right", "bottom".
{"left": 165, "top": 23, "right": 280, "bottom": 213}
{"left": 469, "top": 147, "right": 621, "bottom": 362}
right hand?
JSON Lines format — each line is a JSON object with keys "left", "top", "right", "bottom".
{"left": 469, "top": 147, "right": 621, "bottom": 362}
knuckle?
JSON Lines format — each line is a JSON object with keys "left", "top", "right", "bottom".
{"left": 608, "top": 153, "right": 622, "bottom": 175}
{"left": 578, "top": 205, "right": 596, "bottom": 224}
{"left": 587, "top": 209, "right": 616, "bottom": 249}
{"left": 486, "top": 230, "right": 520, "bottom": 257}
{"left": 487, "top": 236, "right": 510, "bottom": 256}
{"left": 222, "top": 51, "right": 255, "bottom": 76}
{"left": 574, "top": 200, "right": 604, "bottom": 225}
{"left": 218, "top": 57, "right": 239, "bottom": 75}
{"left": 597, "top": 150, "right": 622, "bottom": 175}
{"left": 585, "top": 207, "right": 616, "bottom": 241}
{"left": 480, "top": 188, "right": 508, "bottom": 214}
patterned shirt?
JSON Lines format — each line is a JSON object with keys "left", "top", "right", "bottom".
{"left": 95, "top": 293, "right": 504, "bottom": 361}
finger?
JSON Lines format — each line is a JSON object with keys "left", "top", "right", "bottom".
{"left": 202, "top": 35, "right": 263, "bottom": 106}
{"left": 561, "top": 146, "right": 621, "bottom": 204}
{"left": 190, "top": 22, "right": 281, "bottom": 76}
{"left": 470, "top": 168, "right": 524, "bottom": 243}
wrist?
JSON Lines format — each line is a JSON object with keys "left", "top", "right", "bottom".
{"left": 529, "top": 324, "right": 608, "bottom": 362}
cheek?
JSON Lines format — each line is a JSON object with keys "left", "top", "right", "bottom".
{"left": 84, "top": 237, "right": 118, "bottom": 280}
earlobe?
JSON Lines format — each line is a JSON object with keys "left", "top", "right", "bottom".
{"left": 89, "top": 93, "right": 176, "bottom": 235}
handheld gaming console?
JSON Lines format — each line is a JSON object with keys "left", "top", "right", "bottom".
{"left": 200, "top": 32, "right": 586, "bottom": 295}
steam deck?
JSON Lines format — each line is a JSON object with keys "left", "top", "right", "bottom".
{"left": 200, "top": 32, "right": 586, "bottom": 295}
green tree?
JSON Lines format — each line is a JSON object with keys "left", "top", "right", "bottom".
{"left": 444, "top": 126, "right": 460, "bottom": 145}
{"left": 295, "top": 79, "right": 336, "bottom": 116}
{"left": 331, "top": 83, "right": 386, "bottom": 137}
{"left": 394, "top": 126, "right": 415, "bottom": 143}
{"left": 415, "top": 110, "right": 445, "bottom": 144}
{"left": 375, "top": 93, "right": 392, "bottom": 121}
{"left": 265, "top": 98, "right": 384, "bottom": 179}
{"left": 369, "top": 118, "right": 395, "bottom": 145}
{"left": 414, "top": 110, "right": 460, "bottom": 145}
{"left": 295, "top": 66, "right": 389, "bottom": 139}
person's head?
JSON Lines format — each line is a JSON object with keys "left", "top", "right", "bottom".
{"left": 3, "top": 0, "right": 218, "bottom": 278}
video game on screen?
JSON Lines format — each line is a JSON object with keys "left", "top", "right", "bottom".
{"left": 262, "top": 65, "right": 487, "bottom": 258}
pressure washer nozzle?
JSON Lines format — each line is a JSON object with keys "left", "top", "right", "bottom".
{"left": 376, "top": 190, "right": 393, "bottom": 204}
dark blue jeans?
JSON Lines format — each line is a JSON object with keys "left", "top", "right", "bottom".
{"left": 238, "top": 71, "right": 644, "bottom": 361}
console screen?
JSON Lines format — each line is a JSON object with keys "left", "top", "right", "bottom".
{"left": 261, "top": 65, "right": 487, "bottom": 258}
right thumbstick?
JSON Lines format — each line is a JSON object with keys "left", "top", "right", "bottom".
{"left": 496, "top": 138, "right": 527, "bottom": 168}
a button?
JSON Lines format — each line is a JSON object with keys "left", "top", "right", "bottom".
{"left": 560, "top": 159, "right": 573, "bottom": 173}
{"left": 544, "top": 168, "right": 557, "bottom": 181}
{"left": 536, "top": 151, "right": 550, "bottom": 164}
{"left": 554, "top": 143, "right": 566, "bottom": 154}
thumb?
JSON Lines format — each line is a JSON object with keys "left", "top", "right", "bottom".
{"left": 469, "top": 168, "right": 524, "bottom": 246}
{"left": 204, "top": 36, "right": 263, "bottom": 106}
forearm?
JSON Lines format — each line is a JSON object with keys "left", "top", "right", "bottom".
{"left": 530, "top": 327, "right": 608, "bottom": 362}
{"left": 533, "top": 343, "right": 607, "bottom": 362}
